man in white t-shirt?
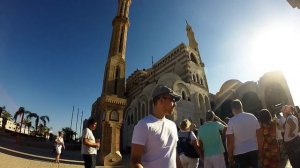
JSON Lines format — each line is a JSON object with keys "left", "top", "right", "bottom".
{"left": 282, "top": 105, "right": 300, "bottom": 168}
{"left": 131, "top": 85, "right": 182, "bottom": 168}
{"left": 81, "top": 118, "right": 100, "bottom": 168}
{"left": 226, "top": 99, "right": 262, "bottom": 168}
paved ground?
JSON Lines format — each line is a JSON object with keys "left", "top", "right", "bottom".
{"left": 0, "top": 129, "right": 292, "bottom": 168}
{"left": 0, "top": 130, "right": 129, "bottom": 168}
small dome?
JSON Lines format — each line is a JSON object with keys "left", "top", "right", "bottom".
{"left": 219, "top": 79, "right": 242, "bottom": 93}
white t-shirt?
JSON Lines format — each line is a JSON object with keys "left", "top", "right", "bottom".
{"left": 132, "top": 115, "right": 178, "bottom": 168}
{"left": 81, "top": 128, "right": 97, "bottom": 155}
{"left": 276, "top": 116, "right": 285, "bottom": 140}
{"left": 226, "top": 112, "right": 260, "bottom": 155}
{"left": 284, "top": 115, "right": 299, "bottom": 142}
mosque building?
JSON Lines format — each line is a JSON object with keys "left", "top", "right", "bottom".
{"left": 91, "top": 0, "right": 294, "bottom": 165}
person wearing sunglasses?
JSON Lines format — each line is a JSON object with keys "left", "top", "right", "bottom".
{"left": 131, "top": 85, "right": 182, "bottom": 168}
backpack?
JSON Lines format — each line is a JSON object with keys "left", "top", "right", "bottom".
{"left": 177, "top": 131, "right": 199, "bottom": 158}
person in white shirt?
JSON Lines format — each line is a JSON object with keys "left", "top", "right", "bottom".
{"left": 226, "top": 99, "right": 262, "bottom": 168}
{"left": 130, "top": 85, "right": 182, "bottom": 168}
{"left": 81, "top": 118, "right": 100, "bottom": 168}
{"left": 55, "top": 131, "right": 65, "bottom": 163}
{"left": 281, "top": 105, "right": 300, "bottom": 168}
{"left": 275, "top": 112, "right": 286, "bottom": 159}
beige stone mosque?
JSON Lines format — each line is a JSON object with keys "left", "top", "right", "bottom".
{"left": 90, "top": 0, "right": 294, "bottom": 165}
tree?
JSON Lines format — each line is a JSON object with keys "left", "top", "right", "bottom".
{"left": 22, "top": 118, "right": 31, "bottom": 134}
{"left": 0, "top": 106, "right": 5, "bottom": 118}
{"left": 40, "top": 115, "right": 50, "bottom": 127}
{"left": 14, "top": 107, "right": 30, "bottom": 133}
{"left": 2, "top": 111, "right": 12, "bottom": 120}
{"left": 26, "top": 112, "right": 39, "bottom": 133}
{"left": 62, "top": 127, "right": 76, "bottom": 142}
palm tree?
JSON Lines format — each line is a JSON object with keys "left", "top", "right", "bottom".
{"left": 14, "top": 107, "right": 30, "bottom": 133}
{"left": 26, "top": 112, "right": 39, "bottom": 134}
{"left": 1, "top": 110, "right": 12, "bottom": 129}
{"left": 0, "top": 106, "right": 5, "bottom": 118}
{"left": 2, "top": 111, "right": 12, "bottom": 120}
{"left": 62, "top": 127, "right": 76, "bottom": 142}
{"left": 40, "top": 115, "right": 50, "bottom": 127}
{"left": 22, "top": 118, "right": 31, "bottom": 134}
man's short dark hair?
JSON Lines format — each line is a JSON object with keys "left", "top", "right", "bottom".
{"left": 87, "top": 118, "right": 97, "bottom": 127}
{"left": 231, "top": 99, "right": 243, "bottom": 110}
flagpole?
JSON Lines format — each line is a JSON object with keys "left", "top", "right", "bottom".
{"left": 70, "top": 106, "right": 74, "bottom": 129}
{"left": 75, "top": 108, "right": 79, "bottom": 140}
{"left": 80, "top": 110, "right": 83, "bottom": 137}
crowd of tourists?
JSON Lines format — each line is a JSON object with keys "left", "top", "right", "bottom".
{"left": 130, "top": 85, "right": 300, "bottom": 168}
{"left": 177, "top": 101, "right": 300, "bottom": 168}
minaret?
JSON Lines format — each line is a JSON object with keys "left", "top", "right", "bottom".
{"left": 186, "top": 21, "right": 209, "bottom": 90}
{"left": 102, "top": 0, "right": 131, "bottom": 97}
{"left": 186, "top": 21, "right": 201, "bottom": 57}
{"left": 91, "top": 0, "right": 131, "bottom": 166}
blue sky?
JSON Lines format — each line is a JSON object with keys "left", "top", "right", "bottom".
{"left": 1, "top": 0, "right": 300, "bottom": 134}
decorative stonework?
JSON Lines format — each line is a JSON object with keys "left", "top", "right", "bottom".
{"left": 91, "top": 0, "right": 131, "bottom": 166}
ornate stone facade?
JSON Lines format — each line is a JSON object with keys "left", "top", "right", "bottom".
{"left": 122, "top": 22, "right": 211, "bottom": 151}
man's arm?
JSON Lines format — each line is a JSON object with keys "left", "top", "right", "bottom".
{"left": 192, "top": 139, "right": 204, "bottom": 159}
{"left": 226, "top": 134, "right": 234, "bottom": 164}
{"left": 83, "top": 138, "right": 100, "bottom": 148}
{"left": 130, "top": 144, "right": 144, "bottom": 168}
{"left": 214, "top": 115, "right": 227, "bottom": 126}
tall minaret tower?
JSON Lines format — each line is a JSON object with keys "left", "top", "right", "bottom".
{"left": 186, "top": 21, "right": 209, "bottom": 91}
{"left": 91, "top": 0, "right": 131, "bottom": 166}
{"left": 186, "top": 21, "right": 201, "bottom": 60}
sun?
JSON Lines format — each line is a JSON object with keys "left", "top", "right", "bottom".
{"left": 248, "top": 21, "right": 300, "bottom": 105}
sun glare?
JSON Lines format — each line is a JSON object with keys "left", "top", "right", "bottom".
{"left": 249, "top": 21, "right": 300, "bottom": 105}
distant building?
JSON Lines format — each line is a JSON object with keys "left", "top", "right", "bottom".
{"left": 210, "top": 71, "right": 294, "bottom": 119}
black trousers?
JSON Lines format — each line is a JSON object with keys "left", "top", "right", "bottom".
{"left": 234, "top": 150, "right": 258, "bottom": 168}
{"left": 284, "top": 136, "right": 300, "bottom": 168}
{"left": 82, "top": 154, "right": 97, "bottom": 168}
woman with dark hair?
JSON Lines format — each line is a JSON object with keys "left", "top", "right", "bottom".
{"left": 257, "top": 109, "right": 279, "bottom": 168}
{"left": 55, "top": 131, "right": 65, "bottom": 163}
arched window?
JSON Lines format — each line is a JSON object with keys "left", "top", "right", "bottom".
{"left": 127, "top": 115, "right": 130, "bottom": 126}
{"left": 190, "top": 53, "right": 198, "bottom": 64}
{"left": 142, "top": 103, "right": 146, "bottom": 118}
{"left": 119, "top": 26, "right": 125, "bottom": 53}
{"left": 138, "top": 102, "right": 141, "bottom": 121}
{"left": 196, "top": 75, "right": 200, "bottom": 83}
{"left": 110, "top": 110, "right": 119, "bottom": 121}
{"left": 134, "top": 108, "right": 138, "bottom": 123}
{"left": 182, "top": 91, "right": 186, "bottom": 100}
{"left": 114, "top": 66, "right": 120, "bottom": 94}
{"left": 130, "top": 114, "right": 133, "bottom": 125}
